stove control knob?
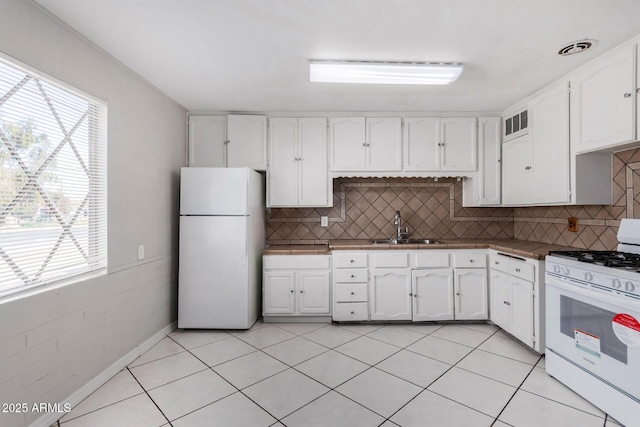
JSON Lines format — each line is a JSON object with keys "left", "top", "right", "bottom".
{"left": 624, "top": 281, "right": 636, "bottom": 293}
{"left": 612, "top": 278, "right": 622, "bottom": 289}
{"left": 584, "top": 272, "right": 594, "bottom": 281}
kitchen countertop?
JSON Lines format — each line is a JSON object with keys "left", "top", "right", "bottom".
{"left": 263, "top": 238, "right": 580, "bottom": 260}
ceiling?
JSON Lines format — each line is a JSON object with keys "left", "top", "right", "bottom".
{"left": 34, "top": 0, "right": 640, "bottom": 113}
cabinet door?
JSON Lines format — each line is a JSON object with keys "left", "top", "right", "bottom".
{"left": 412, "top": 269, "right": 454, "bottom": 321}
{"left": 529, "top": 81, "right": 570, "bottom": 204}
{"left": 454, "top": 268, "right": 488, "bottom": 320}
{"left": 365, "top": 117, "right": 402, "bottom": 171}
{"left": 440, "top": 117, "right": 477, "bottom": 171}
{"left": 297, "top": 271, "right": 330, "bottom": 314}
{"left": 502, "top": 134, "right": 532, "bottom": 205}
{"left": 478, "top": 117, "right": 501, "bottom": 205}
{"left": 403, "top": 117, "right": 440, "bottom": 171}
{"left": 299, "top": 118, "right": 330, "bottom": 206}
{"left": 263, "top": 271, "right": 295, "bottom": 314}
{"left": 575, "top": 45, "right": 636, "bottom": 153}
{"left": 509, "top": 277, "right": 534, "bottom": 347}
{"left": 329, "top": 117, "right": 365, "bottom": 171}
{"left": 188, "top": 116, "right": 227, "bottom": 167}
{"left": 268, "top": 118, "right": 298, "bottom": 207}
{"left": 369, "top": 269, "right": 412, "bottom": 320}
{"left": 489, "top": 269, "right": 511, "bottom": 330}
{"left": 227, "top": 114, "right": 267, "bottom": 170}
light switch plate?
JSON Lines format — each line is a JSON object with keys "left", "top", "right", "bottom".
{"left": 320, "top": 216, "right": 328, "bottom": 227}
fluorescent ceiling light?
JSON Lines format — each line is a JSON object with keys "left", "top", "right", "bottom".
{"left": 309, "top": 61, "right": 463, "bottom": 85}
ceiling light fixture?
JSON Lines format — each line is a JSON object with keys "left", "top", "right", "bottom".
{"left": 309, "top": 61, "right": 464, "bottom": 85}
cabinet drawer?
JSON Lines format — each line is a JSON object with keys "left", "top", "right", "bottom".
{"left": 264, "top": 255, "right": 330, "bottom": 270}
{"left": 415, "top": 252, "right": 450, "bottom": 268}
{"left": 371, "top": 252, "right": 409, "bottom": 268}
{"left": 334, "top": 269, "right": 368, "bottom": 283}
{"left": 334, "top": 253, "right": 368, "bottom": 268}
{"left": 454, "top": 253, "right": 486, "bottom": 268}
{"left": 334, "top": 302, "right": 368, "bottom": 321}
{"left": 335, "top": 284, "right": 368, "bottom": 302}
{"left": 509, "top": 261, "right": 535, "bottom": 282}
{"left": 489, "top": 253, "right": 510, "bottom": 273}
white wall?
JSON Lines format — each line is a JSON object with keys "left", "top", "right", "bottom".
{"left": 0, "top": 1, "right": 186, "bottom": 426}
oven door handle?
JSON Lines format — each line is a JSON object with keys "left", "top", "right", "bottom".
{"left": 546, "top": 275, "right": 640, "bottom": 312}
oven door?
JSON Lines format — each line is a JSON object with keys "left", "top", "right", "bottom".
{"left": 546, "top": 273, "right": 640, "bottom": 401}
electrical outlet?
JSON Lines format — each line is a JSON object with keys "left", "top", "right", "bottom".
{"left": 320, "top": 216, "right": 328, "bottom": 227}
{"left": 137, "top": 244, "right": 145, "bottom": 260}
{"left": 567, "top": 217, "right": 579, "bottom": 232}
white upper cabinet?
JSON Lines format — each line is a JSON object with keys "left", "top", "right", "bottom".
{"left": 188, "top": 115, "right": 227, "bottom": 167}
{"left": 329, "top": 117, "right": 401, "bottom": 172}
{"left": 529, "top": 80, "right": 570, "bottom": 204}
{"left": 268, "top": 118, "right": 330, "bottom": 207}
{"left": 502, "top": 81, "right": 570, "bottom": 206}
{"left": 329, "top": 117, "right": 366, "bottom": 171}
{"left": 478, "top": 117, "right": 501, "bottom": 205}
{"left": 403, "top": 117, "right": 440, "bottom": 171}
{"left": 227, "top": 114, "right": 268, "bottom": 170}
{"left": 404, "top": 117, "right": 477, "bottom": 172}
{"left": 502, "top": 134, "right": 532, "bottom": 205}
{"left": 574, "top": 44, "right": 637, "bottom": 153}
{"left": 441, "top": 117, "right": 477, "bottom": 171}
{"left": 366, "top": 117, "right": 402, "bottom": 171}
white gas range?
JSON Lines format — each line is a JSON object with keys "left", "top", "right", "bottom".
{"left": 545, "top": 218, "right": 640, "bottom": 427}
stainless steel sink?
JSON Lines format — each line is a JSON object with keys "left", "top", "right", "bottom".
{"left": 371, "top": 238, "right": 440, "bottom": 245}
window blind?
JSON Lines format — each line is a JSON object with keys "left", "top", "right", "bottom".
{"left": 0, "top": 57, "right": 107, "bottom": 297}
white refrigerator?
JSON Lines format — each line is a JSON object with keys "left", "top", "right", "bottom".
{"left": 178, "top": 167, "right": 265, "bottom": 329}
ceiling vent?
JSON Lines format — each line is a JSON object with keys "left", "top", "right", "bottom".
{"left": 558, "top": 39, "right": 597, "bottom": 56}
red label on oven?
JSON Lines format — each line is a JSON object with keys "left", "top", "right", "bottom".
{"left": 612, "top": 313, "right": 640, "bottom": 347}
{"left": 613, "top": 314, "right": 640, "bottom": 332}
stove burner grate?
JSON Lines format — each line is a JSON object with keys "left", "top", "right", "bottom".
{"left": 549, "top": 250, "right": 640, "bottom": 271}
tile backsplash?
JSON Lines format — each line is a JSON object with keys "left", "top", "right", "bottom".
{"left": 267, "top": 148, "right": 640, "bottom": 250}
{"left": 267, "top": 178, "right": 514, "bottom": 244}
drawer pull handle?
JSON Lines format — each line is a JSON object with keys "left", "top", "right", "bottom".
{"left": 515, "top": 268, "right": 521, "bottom": 272}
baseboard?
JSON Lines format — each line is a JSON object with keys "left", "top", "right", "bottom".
{"left": 29, "top": 321, "right": 177, "bottom": 427}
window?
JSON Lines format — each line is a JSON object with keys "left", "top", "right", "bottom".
{"left": 0, "top": 57, "right": 107, "bottom": 297}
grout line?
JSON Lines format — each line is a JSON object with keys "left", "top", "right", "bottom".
{"left": 125, "top": 366, "right": 173, "bottom": 426}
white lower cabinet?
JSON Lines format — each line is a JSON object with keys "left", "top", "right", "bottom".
{"left": 412, "top": 269, "right": 454, "bottom": 321}
{"left": 263, "top": 255, "right": 330, "bottom": 318}
{"left": 454, "top": 268, "right": 488, "bottom": 320}
{"left": 332, "top": 250, "right": 488, "bottom": 322}
{"left": 370, "top": 269, "right": 412, "bottom": 320}
{"left": 489, "top": 251, "right": 544, "bottom": 352}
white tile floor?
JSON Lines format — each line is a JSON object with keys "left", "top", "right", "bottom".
{"left": 52, "top": 321, "right": 625, "bottom": 427}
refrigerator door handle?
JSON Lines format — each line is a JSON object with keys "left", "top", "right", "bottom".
{"left": 243, "top": 216, "right": 250, "bottom": 267}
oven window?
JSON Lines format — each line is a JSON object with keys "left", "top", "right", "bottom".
{"left": 560, "top": 296, "right": 627, "bottom": 364}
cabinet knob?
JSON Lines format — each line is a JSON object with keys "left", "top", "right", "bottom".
{"left": 350, "top": 292, "right": 355, "bottom": 295}
{"left": 414, "top": 294, "right": 418, "bottom": 298}
{"left": 515, "top": 268, "right": 521, "bottom": 272}
{"left": 456, "top": 292, "right": 460, "bottom": 296}
{"left": 494, "top": 261, "right": 499, "bottom": 264}
{"left": 223, "top": 140, "right": 230, "bottom": 145}
{"left": 350, "top": 275, "right": 355, "bottom": 278}
{"left": 470, "top": 259, "right": 474, "bottom": 263}
{"left": 351, "top": 311, "right": 355, "bottom": 315}
{"left": 624, "top": 93, "right": 632, "bottom": 98}
{"left": 409, "top": 293, "right": 413, "bottom": 297}
{"left": 362, "top": 142, "right": 366, "bottom": 146}
{"left": 504, "top": 300, "right": 508, "bottom": 304}
{"left": 300, "top": 290, "right": 304, "bottom": 293}
{"left": 290, "top": 290, "right": 294, "bottom": 293}
{"left": 636, "top": 88, "right": 640, "bottom": 94}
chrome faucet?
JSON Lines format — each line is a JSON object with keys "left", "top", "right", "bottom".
{"left": 393, "top": 211, "right": 409, "bottom": 240}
